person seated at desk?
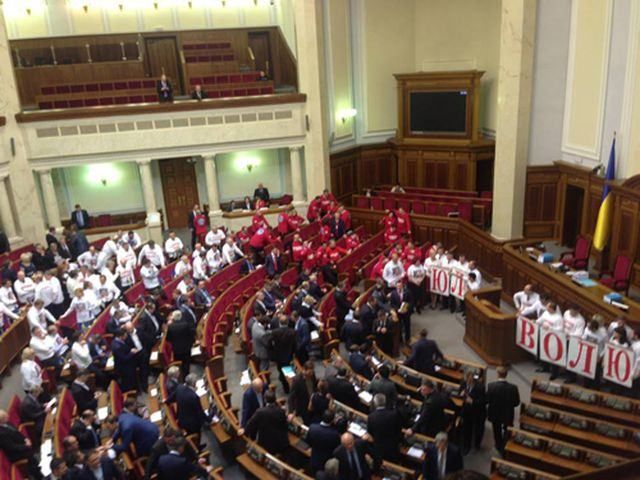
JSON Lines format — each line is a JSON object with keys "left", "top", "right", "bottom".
{"left": 257, "top": 70, "right": 269, "bottom": 81}
{"left": 241, "top": 196, "right": 253, "bottom": 211}
{"left": 513, "top": 284, "right": 540, "bottom": 314}
{"left": 254, "top": 182, "right": 270, "bottom": 203}
{"left": 156, "top": 74, "right": 173, "bottom": 103}
{"left": 191, "top": 84, "right": 208, "bottom": 101}
{"left": 0, "top": 409, "right": 44, "bottom": 480}
{"left": 156, "top": 436, "right": 212, "bottom": 480}
{"left": 390, "top": 184, "right": 406, "bottom": 194}
{"left": 423, "top": 432, "right": 464, "bottom": 480}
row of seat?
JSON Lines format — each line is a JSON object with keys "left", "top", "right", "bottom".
{"left": 41, "top": 78, "right": 157, "bottom": 96}
{"left": 188, "top": 71, "right": 264, "bottom": 86}
{"left": 184, "top": 54, "right": 235, "bottom": 63}
{"left": 183, "top": 42, "right": 232, "bottom": 51}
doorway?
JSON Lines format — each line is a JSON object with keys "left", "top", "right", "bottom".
{"left": 248, "top": 31, "right": 272, "bottom": 76}
{"left": 562, "top": 184, "right": 584, "bottom": 247}
{"left": 145, "top": 37, "right": 182, "bottom": 94}
{"left": 159, "top": 158, "right": 200, "bottom": 229}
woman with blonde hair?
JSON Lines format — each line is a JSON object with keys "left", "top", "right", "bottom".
{"left": 20, "top": 347, "right": 42, "bottom": 393}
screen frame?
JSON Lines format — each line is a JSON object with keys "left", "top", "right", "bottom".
{"left": 408, "top": 89, "right": 470, "bottom": 136}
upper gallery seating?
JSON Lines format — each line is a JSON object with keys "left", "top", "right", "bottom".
{"left": 182, "top": 42, "right": 235, "bottom": 63}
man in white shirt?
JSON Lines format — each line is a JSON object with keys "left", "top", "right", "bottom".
{"left": 607, "top": 317, "right": 634, "bottom": 342}
{"left": 116, "top": 258, "right": 136, "bottom": 289}
{"left": 222, "top": 237, "right": 244, "bottom": 265}
{"left": 37, "top": 271, "right": 65, "bottom": 317}
{"left": 77, "top": 246, "right": 99, "bottom": 270}
{"left": 192, "top": 251, "right": 207, "bottom": 281}
{"left": 0, "top": 279, "right": 19, "bottom": 312}
{"left": 176, "top": 274, "right": 195, "bottom": 295}
{"left": 13, "top": 271, "right": 35, "bottom": 304}
{"left": 117, "top": 242, "right": 137, "bottom": 266}
{"left": 27, "top": 299, "right": 56, "bottom": 331}
{"left": 29, "top": 326, "right": 64, "bottom": 369}
{"left": 96, "top": 236, "right": 119, "bottom": 270}
{"left": 140, "top": 258, "right": 160, "bottom": 292}
{"left": 563, "top": 306, "right": 585, "bottom": 337}
{"left": 206, "top": 246, "right": 225, "bottom": 273}
{"left": 205, "top": 227, "right": 226, "bottom": 248}
{"left": 124, "top": 230, "right": 142, "bottom": 249}
{"left": 535, "top": 302, "right": 564, "bottom": 379}
{"left": 164, "top": 231, "right": 184, "bottom": 262}
{"left": 521, "top": 294, "right": 550, "bottom": 319}
{"left": 382, "top": 253, "right": 405, "bottom": 288}
{"left": 513, "top": 284, "right": 540, "bottom": 313}
{"left": 467, "top": 260, "right": 482, "bottom": 285}
{"left": 174, "top": 255, "right": 192, "bottom": 278}
{"left": 138, "top": 240, "right": 165, "bottom": 268}
{"left": 93, "top": 274, "right": 121, "bottom": 305}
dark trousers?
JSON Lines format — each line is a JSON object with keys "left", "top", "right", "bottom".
{"left": 190, "top": 228, "right": 197, "bottom": 249}
{"left": 462, "top": 410, "right": 486, "bottom": 451}
{"left": 407, "top": 282, "right": 425, "bottom": 313}
{"left": 492, "top": 420, "right": 511, "bottom": 454}
{"left": 176, "top": 353, "right": 191, "bottom": 379}
{"left": 400, "top": 313, "right": 411, "bottom": 343}
{"left": 117, "top": 368, "right": 137, "bottom": 393}
{"left": 136, "top": 350, "right": 150, "bottom": 390}
{"left": 277, "top": 362, "right": 291, "bottom": 394}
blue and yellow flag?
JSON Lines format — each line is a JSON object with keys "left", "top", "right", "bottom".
{"left": 593, "top": 137, "right": 616, "bottom": 251}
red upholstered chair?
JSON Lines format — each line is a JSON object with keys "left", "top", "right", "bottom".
{"left": 84, "top": 98, "right": 99, "bottom": 107}
{"left": 560, "top": 235, "right": 592, "bottom": 270}
{"left": 247, "top": 88, "right": 260, "bottom": 95}
{"left": 55, "top": 85, "right": 70, "bottom": 94}
{"left": 370, "top": 197, "right": 384, "bottom": 210}
{"left": 143, "top": 94, "right": 157, "bottom": 102}
{"left": 99, "top": 97, "right": 114, "bottom": 106}
{"left": 203, "top": 76, "right": 216, "bottom": 85}
{"left": 41, "top": 86, "right": 55, "bottom": 95}
{"left": 261, "top": 86, "right": 274, "bottom": 94}
{"left": 142, "top": 79, "right": 155, "bottom": 89}
{"left": 68, "top": 99, "right": 83, "bottom": 108}
{"left": 383, "top": 197, "right": 396, "bottom": 210}
{"left": 397, "top": 199, "right": 411, "bottom": 212}
{"left": 600, "top": 255, "right": 632, "bottom": 294}
{"left": 114, "top": 81, "right": 128, "bottom": 90}
{"left": 53, "top": 100, "right": 69, "bottom": 109}
{"left": 85, "top": 83, "right": 99, "bottom": 92}
{"left": 442, "top": 204, "right": 457, "bottom": 217}
{"left": 217, "top": 75, "right": 229, "bottom": 84}
{"left": 114, "top": 96, "right": 129, "bottom": 105}
{"left": 426, "top": 202, "right": 438, "bottom": 216}
{"left": 70, "top": 84, "right": 84, "bottom": 93}
{"left": 185, "top": 56, "right": 198, "bottom": 63}
{"left": 222, "top": 54, "right": 234, "bottom": 61}
{"left": 412, "top": 200, "right": 425, "bottom": 214}
{"left": 210, "top": 54, "right": 222, "bottom": 61}
{"left": 230, "top": 74, "right": 242, "bottom": 83}
{"left": 243, "top": 73, "right": 259, "bottom": 82}
{"left": 220, "top": 89, "right": 232, "bottom": 97}
{"left": 233, "top": 88, "right": 247, "bottom": 96}
{"left": 99, "top": 82, "right": 114, "bottom": 91}
{"left": 457, "top": 202, "right": 472, "bottom": 221}
{"left": 128, "top": 80, "right": 142, "bottom": 89}
{"left": 209, "top": 91, "right": 220, "bottom": 98}
{"left": 355, "top": 196, "right": 370, "bottom": 209}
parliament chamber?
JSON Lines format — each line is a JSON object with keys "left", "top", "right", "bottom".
{"left": 1, "top": 1, "right": 640, "bottom": 480}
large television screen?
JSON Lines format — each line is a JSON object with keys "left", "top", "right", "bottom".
{"left": 409, "top": 90, "right": 468, "bottom": 134}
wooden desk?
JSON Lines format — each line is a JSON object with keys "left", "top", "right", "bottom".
{"left": 221, "top": 205, "right": 291, "bottom": 232}
{"left": 464, "top": 285, "right": 530, "bottom": 366}
{"left": 502, "top": 241, "right": 640, "bottom": 327}
{"left": 0, "top": 315, "right": 30, "bottom": 382}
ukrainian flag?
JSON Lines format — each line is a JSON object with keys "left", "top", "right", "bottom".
{"left": 593, "top": 137, "right": 616, "bottom": 251}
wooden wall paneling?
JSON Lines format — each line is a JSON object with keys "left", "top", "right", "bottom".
{"left": 523, "top": 166, "right": 560, "bottom": 240}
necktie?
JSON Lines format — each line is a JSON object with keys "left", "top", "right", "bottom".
{"left": 90, "top": 426, "right": 99, "bottom": 446}
{"left": 439, "top": 451, "right": 446, "bottom": 479}
{"left": 350, "top": 450, "right": 363, "bottom": 479}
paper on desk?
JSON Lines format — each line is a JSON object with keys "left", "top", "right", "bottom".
{"left": 358, "top": 391, "right": 373, "bottom": 404}
{"left": 310, "top": 330, "right": 320, "bottom": 341}
{"left": 149, "top": 388, "right": 158, "bottom": 398}
{"left": 407, "top": 446, "right": 424, "bottom": 459}
{"left": 97, "top": 406, "right": 109, "bottom": 421}
{"left": 106, "top": 356, "right": 114, "bottom": 369}
{"left": 347, "top": 422, "right": 367, "bottom": 438}
{"left": 371, "top": 357, "right": 381, "bottom": 368}
{"left": 196, "top": 379, "right": 205, "bottom": 389}
{"left": 191, "top": 346, "right": 202, "bottom": 356}
{"left": 40, "top": 439, "right": 53, "bottom": 476}
{"left": 434, "top": 365, "right": 441, "bottom": 372}
{"left": 150, "top": 411, "right": 163, "bottom": 423}
{"left": 150, "top": 351, "right": 159, "bottom": 362}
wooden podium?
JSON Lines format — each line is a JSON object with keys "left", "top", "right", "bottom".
{"left": 463, "top": 286, "right": 529, "bottom": 366}
{"left": 392, "top": 70, "right": 495, "bottom": 192}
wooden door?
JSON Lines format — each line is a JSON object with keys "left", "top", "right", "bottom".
{"left": 145, "top": 37, "right": 182, "bottom": 94}
{"left": 248, "top": 31, "right": 272, "bottom": 76}
{"left": 159, "top": 159, "right": 199, "bottom": 229}
{"left": 561, "top": 184, "right": 584, "bottom": 247}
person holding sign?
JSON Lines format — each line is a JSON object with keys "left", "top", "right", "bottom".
{"left": 382, "top": 253, "right": 405, "bottom": 289}
{"left": 513, "top": 284, "right": 539, "bottom": 313}
{"left": 423, "top": 250, "right": 440, "bottom": 309}
{"left": 581, "top": 316, "right": 607, "bottom": 388}
{"left": 535, "top": 302, "right": 564, "bottom": 380}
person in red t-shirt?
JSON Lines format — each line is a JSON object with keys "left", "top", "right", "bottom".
{"left": 254, "top": 197, "right": 268, "bottom": 210}
{"left": 193, "top": 212, "right": 208, "bottom": 244}
{"left": 319, "top": 189, "right": 336, "bottom": 214}
{"left": 380, "top": 210, "right": 397, "bottom": 232}
{"left": 249, "top": 226, "right": 272, "bottom": 263}
{"left": 325, "top": 239, "right": 349, "bottom": 264}
{"left": 338, "top": 205, "right": 352, "bottom": 231}
{"left": 277, "top": 211, "right": 291, "bottom": 235}
{"left": 395, "top": 207, "right": 411, "bottom": 237}
{"left": 291, "top": 233, "right": 305, "bottom": 262}
{"left": 307, "top": 196, "right": 322, "bottom": 222}
{"left": 319, "top": 223, "right": 332, "bottom": 243}
{"left": 315, "top": 243, "right": 329, "bottom": 268}
{"left": 288, "top": 208, "right": 305, "bottom": 231}
{"left": 345, "top": 230, "right": 360, "bottom": 250}
{"left": 402, "top": 241, "right": 421, "bottom": 269}
{"left": 302, "top": 242, "right": 317, "bottom": 271}
{"left": 384, "top": 225, "right": 400, "bottom": 244}
{"left": 235, "top": 227, "right": 251, "bottom": 250}
{"left": 370, "top": 253, "right": 387, "bottom": 280}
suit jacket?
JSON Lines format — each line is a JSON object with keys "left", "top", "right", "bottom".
{"left": 0, "top": 423, "right": 32, "bottom": 462}
{"left": 137, "top": 310, "right": 164, "bottom": 351}
{"left": 390, "top": 287, "right": 413, "bottom": 314}
{"left": 71, "top": 210, "right": 90, "bottom": 229}
{"left": 341, "top": 320, "right": 365, "bottom": 349}
{"left": 253, "top": 187, "right": 270, "bottom": 202}
{"left": 330, "top": 219, "right": 345, "bottom": 239}
{"left": 270, "top": 326, "right": 297, "bottom": 365}
{"left": 486, "top": 379, "right": 520, "bottom": 424}
{"left": 306, "top": 422, "right": 341, "bottom": 472}
{"left": 176, "top": 384, "right": 208, "bottom": 435}
{"left": 191, "top": 90, "right": 208, "bottom": 100}
{"left": 460, "top": 381, "right": 486, "bottom": 418}
{"left": 45, "top": 233, "right": 59, "bottom": 246}
{"left": 178, "top": 304, "right": 197, "bottom": 326}
{"left": 334, "top": 289, "right": 352, "bottom": 323}
{"left": 71, "top": 381, "right": 98, "bottom": 412}
{"left": 327, "top": 376, "right": 360, "bottom": 410}
{"left": 422, "top": 443, "right": 463, "bottom": 480}
{"left": 358, "top": 303, "right": 376, "bottom": 335}
{"left": 367, "top": 408, "right": 403, "bottom": 461}
{"left": 241, "top": 387, "right": 264, "bottom": 427}
{"left": 413, "top": 391, "right": 450, "bottom": 438}
{"left": 166, "top": 320, "right": 195, "bottom": 358}
{"left": 69, "top": 419, "right": 100, "bottom": 451}
{"left": 165, "top": 378, "right": 179, "bottom": 404}
{"left": 157, "top": 452, "right": 208, "bottom": 480}
{"left": 333, "top": 439, "right": 379, "bottom": 480}
{"left": 194, "top": 288, "right": 213, "bottom": 307}
{"left": 244, "top": 404, "right": 289, "bottom": 455}
{"left": 349, "top": 352, "right": 373, "bottom": 380}
{"left": 367, "top": 377, "right": 397, "bottom": 409}
{"left": 265, "top": 254, "right": 282, "bottom": 277}
{"left": 405, "top": 338, "right": 443, "bottom": 375}
{"left": 113, "top": 412, "right": 159, "bottom": 457}
{"left": 156, "top": 80, "right": 173, "bottom": 102}
{"left": 288, "top": 373, "right": 313, "bottom": 419}
{"left": 77, "top": 457, "right": 123, "bottom": 480}
{"left": 111, "top": 338, "right": 135, "bottom": 373}
{"left": 251, "top": 321, "right": 270, "bottom": 361}
{"left": 19, "top": 394, "right": 45, "bottom": 437}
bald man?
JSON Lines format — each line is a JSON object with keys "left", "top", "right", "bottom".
{"left": 332, "top": 432, "right": 379, "bottom": 480}
{"left": 241, "top": 378, "right": 265, "bottom": 427}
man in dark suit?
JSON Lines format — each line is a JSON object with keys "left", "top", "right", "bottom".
{"left": 410, "top": 380, "right": 451, "bottom": 438}
{"left": 0, "top": 409, "right": 44, "bottom": 479}
{"left": 253, "top": 183, "right": 270, "bottom": 202}
{"left": 177, "top": 295, "right": 198, "bottom": 326}
{"left": 48, "top": 457, "right": 70, "bottom": 480}
{"left": 306, "top": 410, "right": 341, "bottom": 473}
{"left": 191, "top": 84, "right": 208, "bottom": 101}
{"left": 68, "top": 226, "right": 90, "bottom": 258}
{"left": 193, "top": 280, "right": 214, "bottom": 309}
{"left": 240, "top": 390, "right": 289, "bottom": 455}
{"left": 70, "top": 371, "right": 98, "bottom": 412}
{"left": 156, "top": 74, "right": 173, "bottom": 103}
{"left": 327, "top": 368, "right": 360, "bottom": 410}
{"left": 156, "top": 436, "right": 211, "bottom": 480}
{"left": 287, "top": 361, "right": 316, "bottom": 423}
{"left": 187, "top": 204, "right": 200, "bottom": 248}
{"left": 422, "top": 432, "right": 464, "bottom": 480}
{"left": 78, "top": 448, "right": 124, "bottom": 480}
{"left": 19, "top": 386, "right": 49, "bottom": 446}
{"left": 404, "top": 328, "right": 443, "bottom": 375}
{"left": 486, "top": 366, "right": 520, "bottom": 455}
{"left": 264, "top": 248, "right": 283, "bottom": 278}
{"left": 112, "top": 398, "right": 160, "bottom": 457}
{"left": 241, "top": 378, "right": 265, "bottom": 428}
{"left": 166, "top": 310, "right": 196, "bottom": 378}
{"left": 358, "top": 296, "right": 377, "bottom": 336}
{"left": 333, "top": 432, "right": 379, "bottom": 480}
{"left": 334, "top": 281, "right": 352, "bottom": 328}
{"left": 45, "top": 226, "right": 59, "bottom": 247}
{"left": 176, "top": 374, "right": 209, "bottom": 435}
{"left": 70, "top": 204, "right": 90, "bottom": 229}
{"left": 111, "top": 328, "right": 140, "bottom": 393}
{"left": 137, "top": 302, "right": 164, "bottom": 357}
{"left": 366, "top": 365, "right": 397, "bottom": 408}
{"left": 348, "top": 345, "right": 373, "bottom": 380}
{"left": 341, "top": 316, "right": 365, "bottom": 351}
{"left": 69, "top": 410, "right": 101, "bottom": 451}
{"left": 389, "top": 282, "right": 413, "bottom": 343}
{"left": 366, "top": 393, "right": 406, "bottom": 463}
{"left": 460, "top": 372, "right": 486, "bottom": 454}
{"left": 270, "top": 315, "right": 297, "bottom": 393}
{"left": 143, "top": 427, "right": 196, "bottom": 480}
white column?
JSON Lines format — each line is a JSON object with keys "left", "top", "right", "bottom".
{"left": 39, "top": 169, "right": 62, "bottom": 229}
{"left": 0, "top": 175, "right": 17, "bottom": 239}
{"left": 289, "top": 146, "right": 305, "bottom": 204}
{"left": 203, "top": 155, "right": 222, "bottom": 224}
{"left": 137, "top": 159, "right": 162, "bottom": 243}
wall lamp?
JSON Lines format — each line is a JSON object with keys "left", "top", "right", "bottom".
{"left": 338, "top": 108, "right": 357, "bottom": 124}
{"left": 238, "top": 157, "right": 259, "bottom": 172}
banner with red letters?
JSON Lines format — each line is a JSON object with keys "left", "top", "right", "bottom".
{"left": 516, "top": 316, "right": 538, "bottom": 355}
{"left": 566, "top": 337, "right": 598, "bottom": 380}
{"left": 449, "top": 271, "right": 468, "bottom": 300}
{"left": 539, "top": 329, "right": 567, "bottom": 367}
{"left": 430, "top": 267, "right": 450, "bottom": 297}
{"left": 602, "top": 343, "right": 635, "bottom": 387}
